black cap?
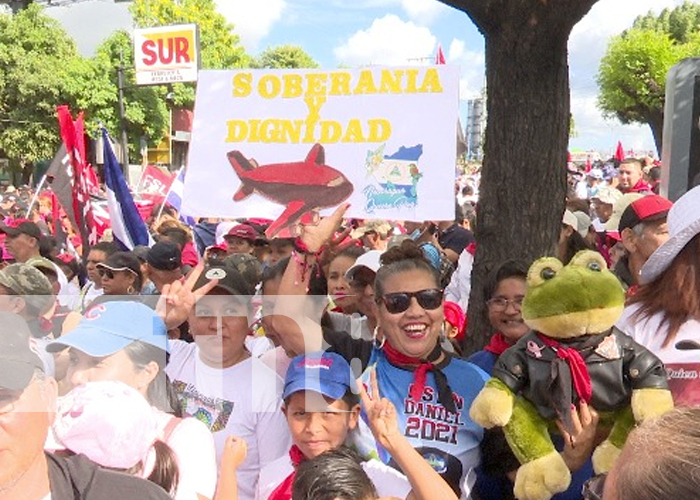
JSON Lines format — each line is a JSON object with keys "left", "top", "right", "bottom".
{"left": 195, "top": 262, "right": 255, "bottom": 296}
{"left": 97, "top": 252, "right": 142, "bottom": 277}
{"left": 0, "top": 313, "right": 44, "bottom": 390}
{"left": 146, "top": 242, "right": 181, "bottom": 271}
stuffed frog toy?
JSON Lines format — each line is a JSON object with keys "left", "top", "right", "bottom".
{"left": 470, "top": 250, "right": 673, "bottom": 500}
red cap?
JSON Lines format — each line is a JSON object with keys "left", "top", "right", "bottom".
{"left": 225, "top": 224, "right": 257, "bottom": 241}
{"left": 618, "top": 195, "right": 673, "bottom": 232}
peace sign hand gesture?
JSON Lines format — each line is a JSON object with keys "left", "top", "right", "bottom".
{"left": 156, "top": 262, "right": 219, "bottom": 330}
{"left": 358, "top": 369, "right": 401, "bottom": 451}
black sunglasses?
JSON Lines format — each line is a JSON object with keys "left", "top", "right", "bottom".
{"left": 582, "top": 473, "right": 607, "bottom": 500}
{"left": 379, "top": 288, "right": 443, "bottom": 314}
{"left": 98, "top": 267, "right": 136, "bottom": 280}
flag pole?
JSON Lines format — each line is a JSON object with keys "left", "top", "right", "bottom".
{"left": 26, "top": 174, "right": 49, "bottom": 218}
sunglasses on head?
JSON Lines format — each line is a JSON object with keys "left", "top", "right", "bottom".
{"left": 582, "top": 473, "right": 606, "bottom": 500}
{"left": 98, "top": 267, "right": 136, "bottom": 280}
{"left": 379, "top": 288, "right": 443, "bottom": 314}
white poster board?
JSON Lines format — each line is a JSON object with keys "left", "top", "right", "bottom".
{"left": 183, "top": 67, "right": 459, "bottom": 234}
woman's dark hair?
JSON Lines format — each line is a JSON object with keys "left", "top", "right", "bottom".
{"left": 629, "top": 233, "right": 700, "bottom": 347}
{"left": 292, "top": 446, "right": 377, "bottom": 500}
{"left": 561, "top": 227, "right": 594, "bottom": 265}
{"left": 483, "top": 260, "right": 529, "bottom": 301}
{"left": 120, "top": 440, "right": 180, "bottom": 496}
{"left": 123, "top": 341, "right": 182, "bottom": 416}
{"left": 146, "top": 440, "right": 180, "bottom": 496}
{"left": 39, "top": 235, "right": 58, "bottom": 259}
{"left": 375, "top": 240, "right": 438, "bottom": 298}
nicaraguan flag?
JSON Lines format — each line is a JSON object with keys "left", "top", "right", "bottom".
{"left": 102, "top": 128, "right": 154, "bottom": 250}
{"left": 166, "top": 168, "right": 195, "bottom": 226}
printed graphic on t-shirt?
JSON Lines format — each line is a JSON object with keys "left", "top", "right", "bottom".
{"left": 402, "top": 384, "right": 465, "bottom": 445}
{"left": 666, "top": 363, "right": 700, "bottom": 406}
{"left": 172, "top": 380, "right": 234, "bottom": 432}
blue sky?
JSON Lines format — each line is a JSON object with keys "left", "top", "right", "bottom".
{"left": 46, "top": 0, "right": 689, "bottom": 158}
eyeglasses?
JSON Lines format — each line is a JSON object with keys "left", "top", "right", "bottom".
{"left": 379, "top": 288, "right": 443, "bottom": 314}
{"left": 486, "top": 297, "right": 524, "bottom": 312}
{"left": 582, "top": 473, "right": 607, "bottom": 500}
{"left": 98, "top": 267, "right": 137, "bottom": 279}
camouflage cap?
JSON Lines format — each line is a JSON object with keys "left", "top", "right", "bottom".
{"left": 223, "top": 253, "right": 262, "bottom": 289}
{"left": 26, "top": 257, "right": 59, "bottom": 279}
{"left": 0, "top": 263, "right": 54, "bottom": 315}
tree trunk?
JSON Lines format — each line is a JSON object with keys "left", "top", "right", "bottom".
{"left": 647, "top": 108, "right": 664, "bottom": 157}
{"left": 462, "top": 23, "right": 573, "bottom": 354}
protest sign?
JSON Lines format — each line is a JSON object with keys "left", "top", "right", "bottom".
{"left": 183, "top": 66, "right": 459, "bottom": 235}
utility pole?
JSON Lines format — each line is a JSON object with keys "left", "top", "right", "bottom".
{"left": 117, "top": 50, "right": 129, "bottom": 173}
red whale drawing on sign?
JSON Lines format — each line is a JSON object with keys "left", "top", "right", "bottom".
{"left": 227, "top": 143, "right": 354, "bottom": 237}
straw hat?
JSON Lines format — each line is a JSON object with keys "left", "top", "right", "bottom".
{"left": 640, "top": 185, "right": 700, "bottom": 284}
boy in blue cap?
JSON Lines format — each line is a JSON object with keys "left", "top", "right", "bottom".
{"left": 255, "top": 351, "right": 459, "bottom": 500}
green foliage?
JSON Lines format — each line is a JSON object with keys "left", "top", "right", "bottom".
{"left": 130, "top": 0, "right": 249, "bottom": 107}
{"left": 251, "top": 45, "right": 319, "bottom": 69}
{"left": 0, "top": 4, "right": 80, "bottom": 165}
{"left": 597, "top": 29, "right": 683, "bottom": 124}
{"left": 597, "top": 2, "right": 700, "bottom": 152}
{"left": 67, "top": 30, "right": 169, "bottom": 161}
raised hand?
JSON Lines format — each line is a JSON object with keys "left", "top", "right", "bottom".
{"left": 156, "top": 262, "right": 219, "bottom": 330}
{"left": 297, "top": 203, "right": 350, "bottom": 253}
{"left": 358, "top": 369, "right": 400, "bottom": 450}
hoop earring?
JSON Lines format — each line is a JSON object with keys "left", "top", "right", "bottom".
{"left": 126, "top": 285, "right": 135, "bottom": 295}
{"left": 373, "top": 326, "right": 386, "bottom": 349}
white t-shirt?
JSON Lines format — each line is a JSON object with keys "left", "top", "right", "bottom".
{"left": 617, "top": 303, "right": 700, "bottom": 406}
{"left": 144, "top": 411, "right": 218, "bottom": 500}
{"left": 256, "top": 452, "right": 412, "bottom": 500}
{"left": 166, "top": 340, "right": 291, "bottom": 500}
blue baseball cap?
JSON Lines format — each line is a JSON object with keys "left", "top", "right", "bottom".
{"left": 46, "top": 302, "right": 168, "bottom": 356}
{"left": 283, "top": 352, "right": 356, "bottom": 401}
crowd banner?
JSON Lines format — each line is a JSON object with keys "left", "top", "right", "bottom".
{"left": 183, "top": 66, "right": 459, "bottom": 236}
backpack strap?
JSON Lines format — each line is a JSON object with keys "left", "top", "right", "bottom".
{"left": 162, "top": 416, "right": 183, "bottom": 443}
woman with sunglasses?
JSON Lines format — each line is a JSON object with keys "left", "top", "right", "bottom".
{"left": 96, "top": 251, "right": 144, "bottom": 297}
{"left": 273, "top": 204, "right": 489, "bottom": 499}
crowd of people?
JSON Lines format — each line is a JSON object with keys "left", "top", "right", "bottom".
{"left": 0, "top": 154, "right": 698, "bottom": 500}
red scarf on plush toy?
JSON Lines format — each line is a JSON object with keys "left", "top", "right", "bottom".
{"left": 267, "top": 445, "right": 306, "bottom": 500}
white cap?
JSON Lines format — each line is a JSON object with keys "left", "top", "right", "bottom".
{"left": 345, "top": 250, "right": 384, "bottom": 278}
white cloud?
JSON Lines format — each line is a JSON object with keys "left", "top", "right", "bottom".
{"left": 569, "top": 95, "right": 656, "bottom": 156}
{"left": 446, "top": 38, "right": 485, "bottom": 99}
{"left": 566, "top": 0, "right": 685, "bottom": 154}
{"left": 334, "top": 14, "right": 436, "bottom": 66}
{"left": 400, "top": 0, "right": 448, "bottom": 25}
{"left": 215, "top": 0, "right": 286, "bottom": 51}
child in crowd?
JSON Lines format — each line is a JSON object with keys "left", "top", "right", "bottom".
{"left": 255, "top": 351, "right": 458, "bottom": 500}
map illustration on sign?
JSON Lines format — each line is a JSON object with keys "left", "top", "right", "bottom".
{"left": 227, "top": 143, "right": 354, "bottom": 237}
{"left": 363, "top": 143, "right": 423, "bottom": 213}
